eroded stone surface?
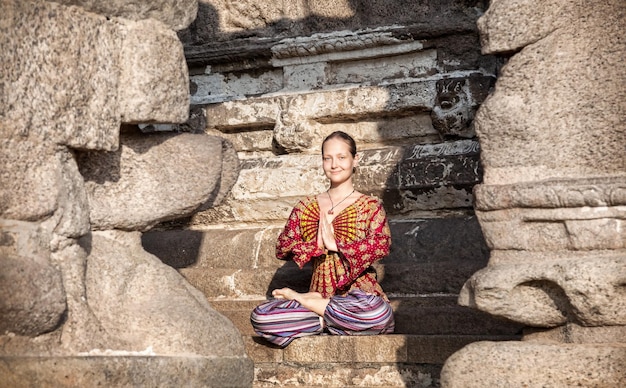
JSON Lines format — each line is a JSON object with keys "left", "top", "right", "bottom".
{"left": 118, "top": 19, "right": 190, "bottom": 123}
{"left": 0, "top": 139, "right": 62, "bottom": 221}
{"left": 0, "top": 355, "right": 253, "bottom": 388}
{"left": 461, "top": 0, "right": 626, "bottom": 331}
{"left": 0, "top": 254, "right": 66, "bottom": 336}
{"left": 1, "top": 0, "right": 249, "bottom": 385}
{"left": 85, "top": 230, "right": 247, "bottom": 357}
{"left": 78, "top": 131, "right": 237, "bottom": 231}
{"left": 441, "top": 341, "right": 626, "bottom": 388}
{"left": 52, "top": 0, "right": 198, "bottom": 31}
{"left": 459, "top": 256, "right": 626, "bottom": 327}
{"left": 443, "top": 1, "right": 626, "bottom": 386}
{"left": 474, "top": 0, "right": 626, "bottom": 185}
{"left": 0, "top": 0, "right": 121, "bottom": 151}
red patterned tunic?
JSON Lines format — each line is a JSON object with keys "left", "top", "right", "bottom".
{"left": 276, "top": 195, "right": 391, "bottom": 300}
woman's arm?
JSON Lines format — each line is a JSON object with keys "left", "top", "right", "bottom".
{"left": 276, "top": 200, "right": 325, "bottom": 268}
{"left": 334, "top": 200, "right": 391, "bottom": 288}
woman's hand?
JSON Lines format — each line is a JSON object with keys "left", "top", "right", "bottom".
{"left": 318, "top": 212, "right": 338, "bottom": 252}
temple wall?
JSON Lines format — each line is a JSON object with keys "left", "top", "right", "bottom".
{"left": 146, "top": 0, "right": 496, "bottom": 303}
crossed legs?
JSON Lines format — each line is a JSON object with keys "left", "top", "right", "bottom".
{"left": 251, "top": 288, "right": 395, "bottom": 347}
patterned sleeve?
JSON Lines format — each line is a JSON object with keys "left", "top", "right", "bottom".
{"left": 276, "top": 199, "right": 325, "bottom": 268}
{"left": 335, "top": 199, "right": 391, "bottom": 289}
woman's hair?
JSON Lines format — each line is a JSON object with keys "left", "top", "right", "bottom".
{"left": 321, "top": 131, "right": 357, "bottom": 157}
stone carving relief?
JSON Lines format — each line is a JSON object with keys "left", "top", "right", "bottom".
{"left": 431, "top": 76, "right": 494, "bottom": 139}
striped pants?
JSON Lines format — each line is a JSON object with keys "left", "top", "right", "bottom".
{"left": 250, "top": 290, "right": 395, "bottom": 347}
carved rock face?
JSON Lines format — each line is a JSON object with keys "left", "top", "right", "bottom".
{"left": 431, "top": 76, "right": 495, "bottom": 139}
{"left": 431, "top": 78, "right": 475, "bottom": 138}
{"left": 444, "top": 1, "right": 626, "bottom": 385}
{"left": 1, "top": 2, "right": 251, "bottom": 385}
{"left": 463, "top": 0, "right": 626, "bottom": 327}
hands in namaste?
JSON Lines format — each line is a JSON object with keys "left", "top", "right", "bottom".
{"left": 317, "top": 212, "right": 338, "bottom": 252}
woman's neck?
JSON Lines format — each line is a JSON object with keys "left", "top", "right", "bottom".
{"left": 327, "top": 183, "right": 355, "bottom": 197}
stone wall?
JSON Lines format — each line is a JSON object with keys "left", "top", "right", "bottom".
{"left": 0, "top": 0, "right": 252, "bottom": 386}
{"left": 146, "top": 0, "right": 496, "bottom": 303}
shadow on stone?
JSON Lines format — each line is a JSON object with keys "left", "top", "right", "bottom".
{"left": 265, "top": 261, "right": 313, "bottom": 298}
{"left": 141, "top": 229, "right": 204, "bottom": 268}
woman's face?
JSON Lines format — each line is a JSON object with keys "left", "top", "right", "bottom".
{"left": 322, "top": 138, "right": 358, "bottom": 185}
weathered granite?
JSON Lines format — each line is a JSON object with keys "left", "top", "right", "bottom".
{"left": 0, "top": 355, "right": 253, "bottom": 388}
{"left": 1, "top": 0, "right": 251, "bottom": 386}
{"left": 0, "top": 254, "right": 66, "bottom": 336}
{"left": 1, "top": 0, "right": 121, "bottom": 151}
{"left": 85, "top": 230, "right": 247, "bottom": 357}
{"left": 1, "top": 0, "right": 192, "bottom": 150}
{"left": 443, "top": 0, "right": 626, "bottom": 386}
{"left": 523, "top": 324, "right": 626, "bottom": 345}
{"left": 118, "top": 19, "right": 190, "bottom": 123}
{"left": 78, "top": 130, "right": 238, "bottom": 231}
{"left": 52, "top": 0, "right": 198, "bottom": 31}
{"left": 459, "top": 256, "right": 626, "bottom": 327}
{"left": 460, "top": 0, "right": 626, "bottom": 327}
{"left": 441, "top": 341, "right": 626, "bottom": 388}
{"left": 0, "top": 140, "right": 66, "bottom": 221}
{"left": 474, "top": 0, "right": 626, "bottom": 185}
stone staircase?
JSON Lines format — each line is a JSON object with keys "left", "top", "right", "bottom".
{"left": 143, "top": 222, "right": 523, "bottom": 387}
{"left": 210, "top": 297, "right": 521, "bottom": 387}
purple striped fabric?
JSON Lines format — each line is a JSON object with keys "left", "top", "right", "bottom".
{"left": 250, "top": 290, "right": 394, "bottom": 347}
{"left": 250, "top": 299, "right": 323, "bottom": 347}
{"left": 325, "top": 290, "right": 395, "bottom": 335}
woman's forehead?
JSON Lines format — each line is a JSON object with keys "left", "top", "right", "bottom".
{"left": 322, "top": 138, "right": 351, "bottom": 154}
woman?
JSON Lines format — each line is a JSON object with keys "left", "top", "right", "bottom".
{"left": 250, "top": 131, "right": 395, "bottom": 347}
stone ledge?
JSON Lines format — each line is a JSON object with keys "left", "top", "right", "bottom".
{"left": 0, "top": 355, "right": 254, "bottom": 387}
{"left": 245, "top": 334, "right": 520, "bottom": 364}
{"left": 440, "top": 341, "right": 626, "bottom": 388}
{"left": 253, "top": 361, "right": 440, "bottom": 388}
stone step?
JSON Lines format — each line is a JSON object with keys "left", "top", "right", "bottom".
{"left": 209, "top": 297, "right": 523, "bottom": 337}
{"left": 142, "top": 215, "right": 490, "bottom": 298}
{"left": 244, "top": 334, "right": 520, "bottom": 387}
{"left": 0, "top": 355, "right": 254, "bottom": 388}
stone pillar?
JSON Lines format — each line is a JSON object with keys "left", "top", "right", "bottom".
{"left": 441, "top": 1, "right": 626, "bottom": 386}
{"left": 0, "top": 0, "right": 252, "bottom": 386}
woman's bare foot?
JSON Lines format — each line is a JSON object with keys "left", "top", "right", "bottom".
{"left": 271, "top": 288, "right": 330, "bottom": 316}
{"left": 271, "top": 287, "right": 297, "bottom": 300}
{"left": 272, "top": 288, "right": 322, "bottom": 300}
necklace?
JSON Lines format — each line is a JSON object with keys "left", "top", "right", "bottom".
{"left": 327, "top": 189, "right": 355, "bottom": 215}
